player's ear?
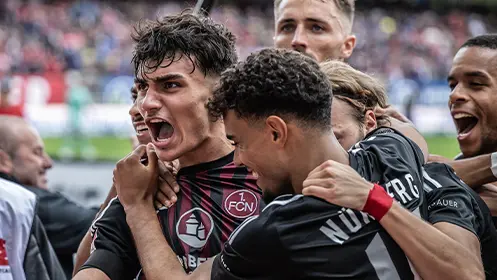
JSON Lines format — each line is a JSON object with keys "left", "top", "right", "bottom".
{"left": 340, "top": 34, "right": 356, "bottom": 60}
{"left": 363, "top": 109, "right": 377, "bottom": 134}
{"left": 0, "top": 149, "right": 13, "bottom": 174}
{"left": 265, "top": 116, "right": 288, "bottom": 147}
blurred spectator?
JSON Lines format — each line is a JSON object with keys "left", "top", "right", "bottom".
{"left": 0, "top": 0, "right": 495, "bottom": 102}
{"left": 0, "top": 76, "right": 23, "bottom": 116}
{"left": 58, "top": 70, "right": 96, "bottom": 160}
{"left": 0, "top": 115, "right": 99, "bottom": 278}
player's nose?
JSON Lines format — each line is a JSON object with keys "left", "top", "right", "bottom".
{"left": 291, "top": 26, "right": 308, "bottom": 53}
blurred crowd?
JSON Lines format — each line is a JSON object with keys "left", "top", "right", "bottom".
{"left": 0, "top": 0, "right": 495, "bottom": 89}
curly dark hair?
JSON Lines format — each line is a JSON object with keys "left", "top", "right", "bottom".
{"left": 208, "top": 48, "right": 333, "bottom": 130}
{"left": 131, "top": 10, "right": 238, "bottom": 78}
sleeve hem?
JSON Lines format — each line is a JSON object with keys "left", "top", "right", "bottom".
{"left": 79, "top": 249, "right": 127, "bottom": 280}
{"left": 429, "top": 218, "right": 479, "bottom": 241}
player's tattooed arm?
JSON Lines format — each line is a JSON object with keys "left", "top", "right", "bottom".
{"left": 303, "top": 160, "right": 484, "bottom": 280}
{"left": 429, "top": 153, "right": 496, "bottom": 188}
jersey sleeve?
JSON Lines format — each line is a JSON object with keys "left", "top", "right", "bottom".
{"left": 426, "top": 187, "right": 479, "bottom": 236}
{"left": 424, "top": 164, "right": 481, "bottom": 237}
{"left": 211, "top": 212, "right": 286, "bottom": 280}
{"left": 79, "top": 197, "right": 141, "bottom": 280}
{"left": 349, "top": 127, "right": 424, "bottom": 210}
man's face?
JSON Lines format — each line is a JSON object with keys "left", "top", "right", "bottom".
{"left": 136, "top": 56, "right": 218, "bottom": 162}
{"left": 11, "top": 126, "right": 53, "bottom": 189}
{"left": 274, "top": 0, "right": 353, "bottom": 62}
{"left": 224, "top": 111, "right": 293, "bottom": 203}
{"left": 448, "top": 47, "right": 497, "bottom": 157}
{"left": 129, "top": 86, "right": 152, "bottom": 146}
{"left": 331, "top": 98, "right": 367, "bottom": 150}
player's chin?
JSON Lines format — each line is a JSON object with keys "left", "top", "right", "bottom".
{"left": 154, "top": 147, "right": 183, "bottom": 163}
{"left": 459, "top": 138, "right": 481, "bottom": 158}
{"left": 137, "top": 133, "right": 152, "bottom": 146}
{"left": 458, "top": 132, "right": 482, "bottom": 158}
{"left": 37, "top": 177, "right": 49, "bottom": 190}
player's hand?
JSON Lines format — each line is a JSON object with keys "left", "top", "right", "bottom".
{"left": 428, "top": 154, "right": 451, "bottom": 163}
{"left": 114, "top": 143, "right": 159, "bottom": 212}
{"left": 302, "top": 160, "right": 373, "bottom": 211}
{"left": 154, "top": 160, "right": 181, "bottom": 209}
{"left": 374, "top": 105, "right": 412, "bottom": 124}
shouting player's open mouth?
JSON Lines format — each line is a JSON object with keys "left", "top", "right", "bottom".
{"left": 146, "top": 117, "right": 175, "bottom": 148}
{"left": 452, "top": 112, "right": 479, "bottom": 141}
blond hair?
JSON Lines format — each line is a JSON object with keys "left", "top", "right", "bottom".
{"left": 320, "top": 60, "right": 389, "bottom": 126}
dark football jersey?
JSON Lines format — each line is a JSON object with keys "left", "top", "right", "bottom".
{"left": 454, "top": 153, "right": 497, "bottom": 229}
{"left": 80, "top": 152, "right": 263, "bottom": 279}
{"left": 211, "top": 127, "right": 425, "bottom": 279}
{"left": 423, "top": 163, "right": 497, "bottom": 279}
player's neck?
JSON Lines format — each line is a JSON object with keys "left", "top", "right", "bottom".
{"left": 177, "top": 123, "right": 234, "bottom": 168}
{"left": 290, "top": 132, "right": 349, "bottom": 194}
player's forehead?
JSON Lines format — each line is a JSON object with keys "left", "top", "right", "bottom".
{"left": 275, "top": 0, "right": 342, "bottom": 25}
{"left": 449, "top": 47, "right": 497, "bottom": 79}
{"left": 135, "top": 55, "right": 201, "bottom": 83}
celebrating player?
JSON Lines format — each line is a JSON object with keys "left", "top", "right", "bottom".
{"left": 305, "top": 60, "right": 492, "bottom": 279}
{"left": 113, "top": 48, "right": 428, "bottom": 279}
{"left": 73, "top": 12, "right": 262, "bottom": 280}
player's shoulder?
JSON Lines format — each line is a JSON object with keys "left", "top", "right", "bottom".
{"left": 262, "top": 194, "right": 335, "bottom": 217}
{"left": 352, "top": 127, "right": 414, "bottom": 151}
{"left": 90, "top": 196, "right": 125, "bottom": 235}
{"left": 423, "top": 162, "right": 467, "bottom": 190}
{"left": 227, "top": 195, "right": 338, "bottom": 243}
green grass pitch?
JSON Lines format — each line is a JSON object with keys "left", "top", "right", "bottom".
{"left": 43, "top": 135, "right": 461, "bottom": 162}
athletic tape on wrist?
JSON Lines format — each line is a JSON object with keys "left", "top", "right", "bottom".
{"left": 362, "top": 184, "right": 393, "bottom": 221}
{"left": 491, "top": 152, "right": 497, "bottom": 179}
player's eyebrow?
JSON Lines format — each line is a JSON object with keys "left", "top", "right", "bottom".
{"left": 149, "top": 73, "right": 185, "bottom": 83}
{"left": 277, "top": 17, "right": 327, "bottom": 25}
{"left": 464, "top": 71, "right": 490, "bottom": 80}
{"left": 448, "top": 71, "right": 490, "bottom": 82}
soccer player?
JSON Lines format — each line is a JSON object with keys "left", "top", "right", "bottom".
{"left": 130, "top": 85, "right": 152, "bottom": 147}
{"left": 272, "top": 0, "right": 497, "bottom": 228}
{"left": 307, "top": 60, "right": 493, "bottom": 279}
{"left": 114, "top": 48, "right": 427, "bottom": 279}
{"left": 445, "top": 35, "right": 497, "bottom": 225}
{"left": 73, "top": 12, "right": 262, "bottom": 280}
{"left": 273, "top": 0, "right": 356, "bottom": 62}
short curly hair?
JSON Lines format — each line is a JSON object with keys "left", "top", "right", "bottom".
{"left": 132, "top": 10, "right": 238, "bottom": 78}
{"left": 208, "top": 48, "right": 333, "bottom": 130}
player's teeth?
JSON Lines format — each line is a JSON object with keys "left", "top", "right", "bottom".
{"left": 136, "top": 124, "right": 148, "bottom": 131}
{"left": 453, "top": 113, "right": 474, "bottom": 119}
{"left": 157, "top": 137, "right": 170, "bottom": 142}
{"left": 151, "top": 119, "right": 164, "bottom": 123}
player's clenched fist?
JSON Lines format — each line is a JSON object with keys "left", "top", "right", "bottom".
{"left": 302, "top": 160, "right": 373, "bottom": 211}
{"left": 114, "top": 143, "right": 159, "bottom": 211}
